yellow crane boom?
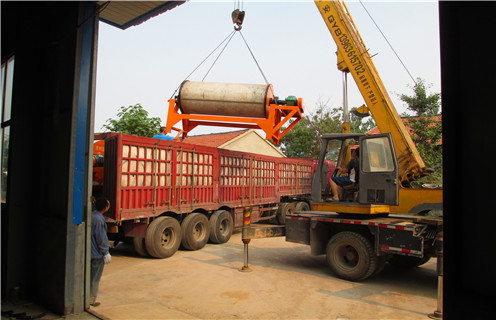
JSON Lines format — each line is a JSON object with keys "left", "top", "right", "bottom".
{"left": 314, "top": 0, "right": 432, "bottom": 184}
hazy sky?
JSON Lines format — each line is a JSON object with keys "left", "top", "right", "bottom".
{"left": 95, "top": 0, "right": 441, "bottom": 136}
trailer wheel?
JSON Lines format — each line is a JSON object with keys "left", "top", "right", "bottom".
{"left": 209, "top": 210, "right": 233, "bottom": 244}
{"left": 295, "top": 201, "right": 310, "bottom": 212}
{"left": 277, "top": 203, "right": 294, "bottom": 225}
{"left": 326, "top": 231, "right": 378, "bottom": 281}
{"left": 181, "top": 213, "right": 210, "bottom": 251}
{"left": 145, "top": 216, "right": 182, "bottom": 259}
{"left": 133, "top": 237, "right": 149, "bottom": 257}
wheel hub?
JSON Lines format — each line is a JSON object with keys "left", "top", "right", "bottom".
{"left": 161, "top": 228, "right": 172, "bottom": 247}
{"left": 342, "top": 245, "right": 359, "bottom": 267}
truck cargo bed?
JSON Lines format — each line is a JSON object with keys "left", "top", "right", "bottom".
{"left": 99, "top": 133, "right": 314, "bottom": 226}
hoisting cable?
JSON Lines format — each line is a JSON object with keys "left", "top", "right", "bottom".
{"left": 171, "top": 0, "right": 270, "bottom": 96}
{"left": 233, "top": 0, "right": 243, "bottom": 11}
{"left": 239, "top": 31, "right": 270, "bottom": 85}
{"left": 201, "top": 31, "right": 237, "bottom": 81}
{"left": 170, "top": 30, "right": 236, "bottom": 99}
{"left": 202, "top": 30, "right": 270, "bottom": 85}
{"left": 231, "top": 0, "right": 269, "bottom": 84}
{"left": 358, "top": 0, "right": 417, "bottom": 86}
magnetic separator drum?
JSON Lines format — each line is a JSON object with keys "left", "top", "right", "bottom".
{"left": 177, "top": 81, "right": 275, "bottom": 119}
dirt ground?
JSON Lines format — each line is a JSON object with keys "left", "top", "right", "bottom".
{"left": 93, "top": 230, "right": 438, "bottom": 320}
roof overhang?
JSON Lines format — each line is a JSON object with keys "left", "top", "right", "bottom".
{"left": 97, "top": 1, "right": 187, "bottom": 30}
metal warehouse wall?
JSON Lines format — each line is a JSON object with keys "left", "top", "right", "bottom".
{"left": 1, "top": 1, "right": 97, "bottom": 315}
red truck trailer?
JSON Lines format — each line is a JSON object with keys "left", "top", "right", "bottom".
{"left": 93, "top": 132, "right": 315, "bottom": 258}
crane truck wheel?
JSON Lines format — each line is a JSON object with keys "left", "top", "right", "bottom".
{"left": 181, "top": 212, "right": 210, "bottom": 251}
{"left": 133, "top": 237, "right": 149, "bottom": 257}
{"left": 209, "top": 210, "right": 233, "bottom": 244}
{"left": 326, "top": 231, "right": 378, "bottom": 281}
{"left": 145, "top": 216, "right": 182, "bottom": 259}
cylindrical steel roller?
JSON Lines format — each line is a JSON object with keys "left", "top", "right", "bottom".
{"left": 177, "top": 81, "right": 275, "bottom": 119}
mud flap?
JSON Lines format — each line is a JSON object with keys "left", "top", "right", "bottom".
{"left": 374, "top": 226, "right": 423, "bottom": 257}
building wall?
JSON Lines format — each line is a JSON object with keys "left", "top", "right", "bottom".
{"left": 221, "top": 131, "right": 286, "bottom": 157}
{"left": 1, "top": 1, "right": 96, "bottom": 315}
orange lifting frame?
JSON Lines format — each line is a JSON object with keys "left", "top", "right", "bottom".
{"left": 165, "top": 98, "right": 304, "bottom": 145}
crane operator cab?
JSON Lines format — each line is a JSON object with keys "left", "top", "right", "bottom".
{"left": 311, "top": 133, "right": 399, "bottom": 216}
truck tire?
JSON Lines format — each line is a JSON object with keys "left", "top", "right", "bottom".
{"left": 209, "top": 210, "right": 233, "bottom": 244}
{"left": 388, "top": 255, "right": 431, "bottom": 268}
{"left": 326, "top": 231, "right": 378, "bottom": 281}
{"left": 277, "top": 202, "right": 294, "bottom": 225}
{"left": 295, "top": 201, "right": 310, "bottom": 212}
{"left": 181, "top": 212, "right": 210, "bottom": 251}
{"left": 145, "top": 216, "right": 182, "bottom": 259}
{"left": 372, "top": 255, "right": 387, "bottom": 277}
{"left": 133, "top": 237, "right": 149, "bottom": 257}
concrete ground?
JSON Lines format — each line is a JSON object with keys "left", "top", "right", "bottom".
{"left": 92, "top": 230, "right": 439, "bottom": 320}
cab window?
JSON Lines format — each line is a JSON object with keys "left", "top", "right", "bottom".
{"left": 362, "top": 137, "right": 394, "bottom": 172}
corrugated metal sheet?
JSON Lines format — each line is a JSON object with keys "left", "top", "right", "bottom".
{"left": 97, "top": 1, "right": 186, "bottom": 29}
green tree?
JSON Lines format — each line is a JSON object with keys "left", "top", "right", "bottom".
{"left": 279, "top": 117, "right": 314, "bottom": 158}
{"left": 401, "top": 78, "right": 440, "bottom": 116}
{"left": 280, "top": 99, "right": 342, "bottom": 158}
{"left": 350, "top": 108, "right": 376, "bottom": 133}
{"left": 102, "top": 104, "right": 162, "bottom": 137}
{"left": 399, "top": 78, "right": 442, "bottom": 187}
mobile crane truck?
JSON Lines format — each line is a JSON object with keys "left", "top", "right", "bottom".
{"left": 244, "top": 0, "right": 443, "bottom": 284}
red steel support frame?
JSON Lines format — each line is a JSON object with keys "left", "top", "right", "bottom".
{"left": 165, "top": 98, "right": 304, "bottom": 145}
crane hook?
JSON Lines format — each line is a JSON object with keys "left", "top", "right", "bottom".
{"left": 232, "top": 9, "right": 245, "bottom": 31}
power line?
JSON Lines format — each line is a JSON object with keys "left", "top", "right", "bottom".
{"left": 358, "top": 0, "right": 417, "bottom": 86}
